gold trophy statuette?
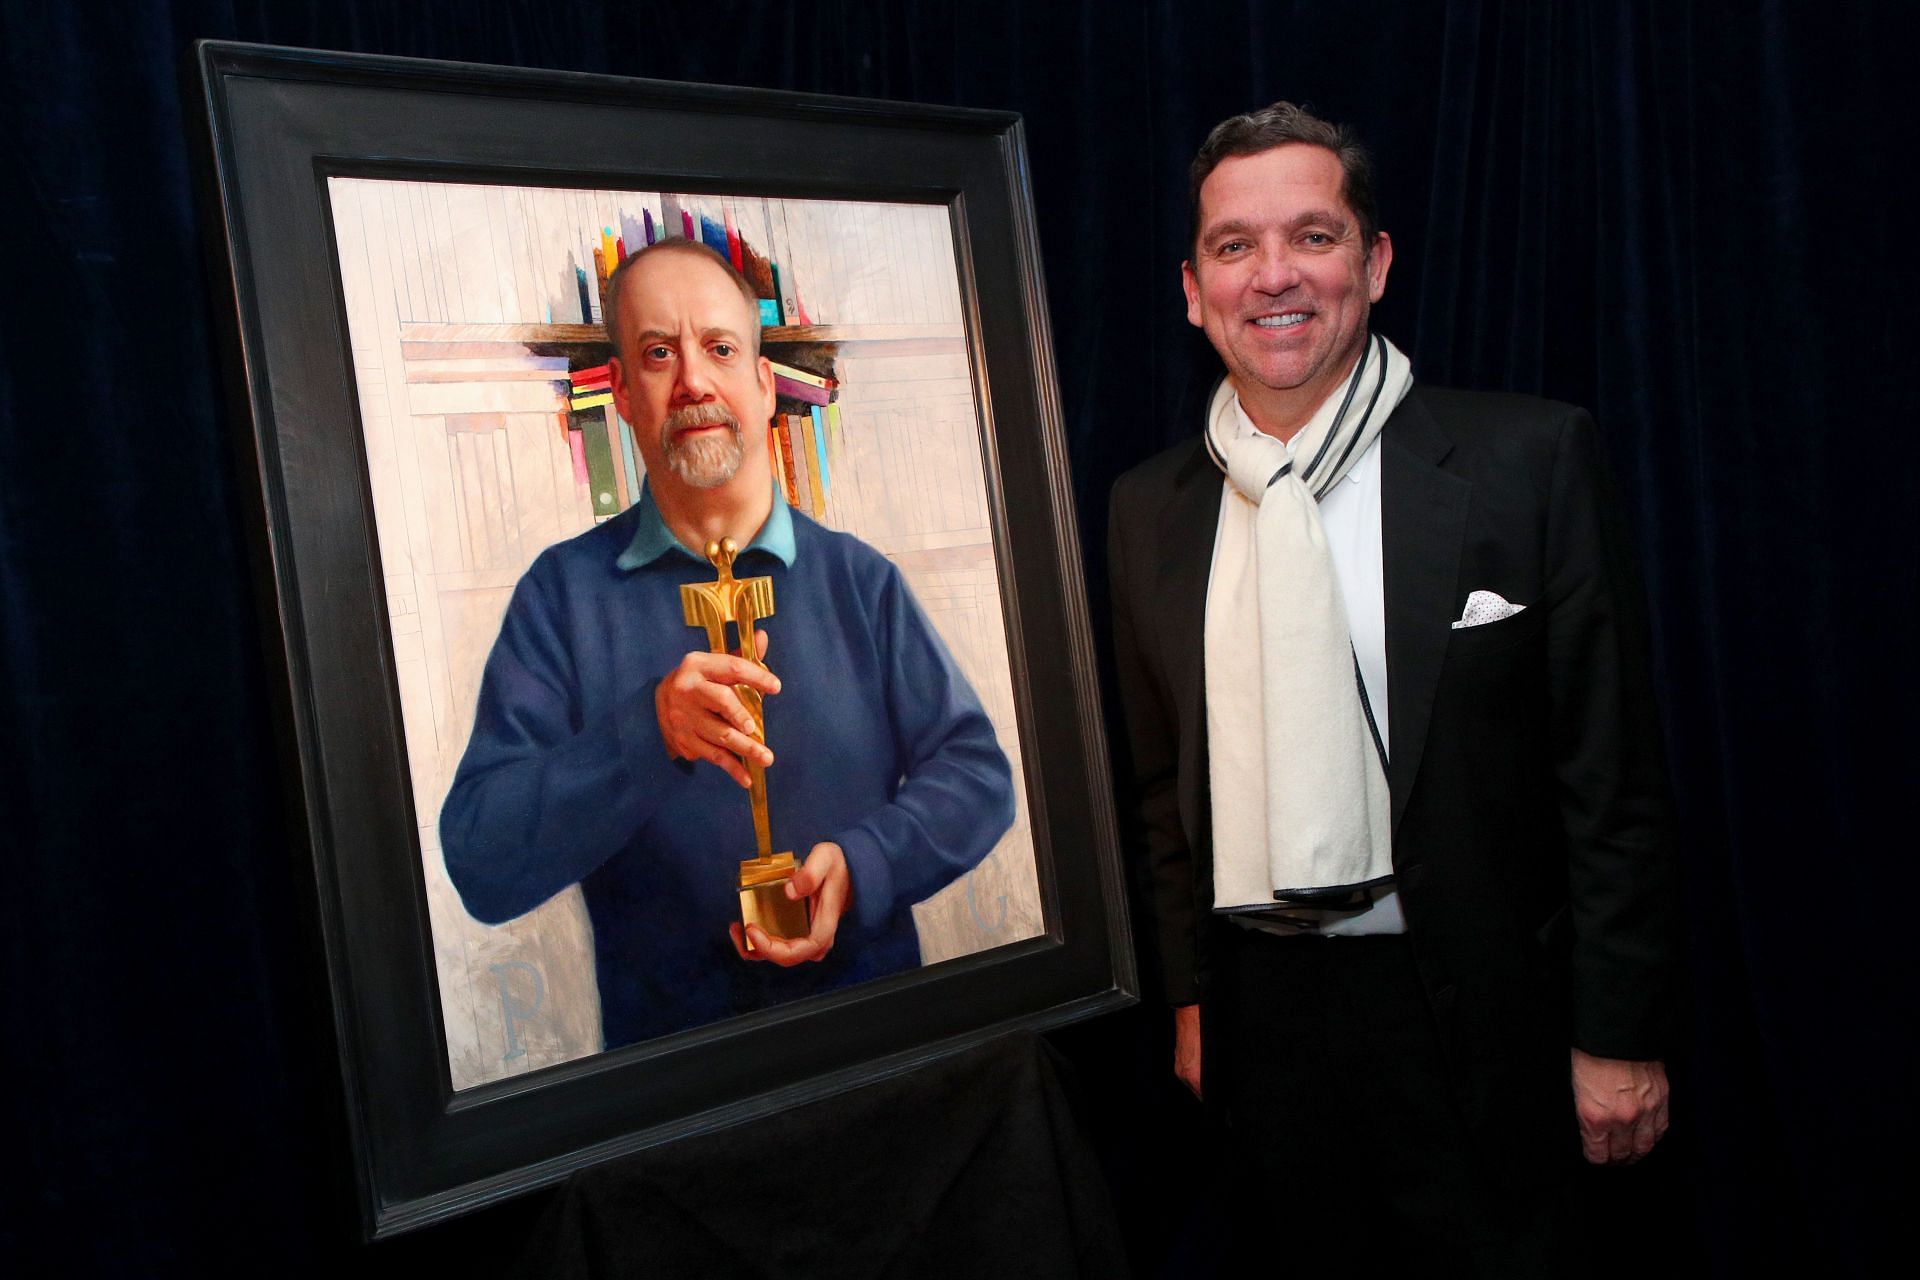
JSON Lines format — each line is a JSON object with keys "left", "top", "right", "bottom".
{"left": 680, "top": 537, "right": 809, "bottom": 952}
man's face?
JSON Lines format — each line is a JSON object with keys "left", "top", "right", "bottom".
{"left": 609, "top": 251, "right": 775, "bottom": 495}
{"left": 1182, "top": 143, "right": 1391, "bottom": 423}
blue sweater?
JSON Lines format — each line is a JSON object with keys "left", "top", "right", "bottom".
{"left": 440, "top": 492, "right": 1015, "bottom": 1047}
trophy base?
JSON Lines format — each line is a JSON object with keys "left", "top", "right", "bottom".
{"left": 738, "top": 852, "right": 810, "bottom": 951}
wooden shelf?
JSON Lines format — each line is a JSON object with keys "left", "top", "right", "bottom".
{"left": 397, "top": 321, "right": 965, "bottom": 357}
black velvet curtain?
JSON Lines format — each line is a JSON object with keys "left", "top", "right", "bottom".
{"left": 6, "top": 1, "right": 1912, "bottom": 1272}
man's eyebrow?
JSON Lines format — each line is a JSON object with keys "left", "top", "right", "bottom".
{"left": 633, "top": 326, "right": 749, "bottom": 345}
{"left": 1198, "top": 209, "right": 1356, "bottom": 246}
{"left": 1198, "top": 217, "right": 1260, "bottom": 246}
{"left": 1290, "top": 208, "right": 1356, "bottom": 233}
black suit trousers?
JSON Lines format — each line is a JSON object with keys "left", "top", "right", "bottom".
{"left": 1208, "top": 925, "right": 1575, "bottom": 1274}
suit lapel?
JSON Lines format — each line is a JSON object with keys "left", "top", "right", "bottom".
{"left": 1154, "top": 441, "right": 1223, "bottom": 852}
{"left": 1156, "top": 448, "right": 1220, "bottom": 720}
{"left": 1380, "top": 391, "right": 1470, "bottom": 833}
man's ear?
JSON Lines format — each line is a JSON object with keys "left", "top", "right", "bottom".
{"left": 609, "top": 353, "right": 633, "bottom": 422}
{"left": 1182, "top": 260, "right": 1203, "bottom": 328}
{"left": 1366, "top": 232, "right": 1394, "bottom": 303}
{"left": 755, "top": 354, "right": 776, "bottom": 420}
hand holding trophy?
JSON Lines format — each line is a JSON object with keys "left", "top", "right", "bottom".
{"left": 679, "top": 538, "right": 813, "bottom": 954}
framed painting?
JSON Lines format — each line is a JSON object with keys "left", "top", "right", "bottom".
{"left": 194, "top": 41, "right": 1132, "bottom": 1237}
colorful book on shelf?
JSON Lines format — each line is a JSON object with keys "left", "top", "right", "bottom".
{"left": 775, "top": 416, "right": 801, "bottom": 505}
{"left": 769, "top": 422, "right": 792, "bottom": 505}
{"left": 568, "top": 421, "right": 589, "bottom": 485}
{"left": 796, "top": 412, "right": 824, "bottom": 519}
{"left": 826, "top": 403, "right": 845, "bottom": 471}
{"left": 617, "top": 411, "right": 642, "bottom": 504}
{"left": 608, "top": 412, "right": 630, "bottom": 510}
{"left": 789, "top": 414, "right": 814, "bottom": 515}
{"left": 723, "top": 205, "right": 745, "bottom": 273}
{"left": 574, "top": 407, "right": 620, "bottom": 520}
{"left": 809, "top": 405, "right": 831, "bottom": 507}
{"left": 772, "top": 375, "right": 831, "bottom": 406}
{"left": 770, "top": 359, "right": 835, "bottom": 407}
{"left": 769, "top": 361, "right": 831, "bottom": 389}
{"left": 740, "top": 236, "right": 775, "bottom": 307}
{"left": 570, "top": 362, "right": 613, "bottom": 410}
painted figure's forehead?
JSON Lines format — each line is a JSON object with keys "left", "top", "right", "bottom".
{"left": 622, "top": 254, "right": 757, "bottom": 338}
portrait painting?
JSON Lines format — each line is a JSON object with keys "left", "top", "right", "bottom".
{"left": 198, "top": 40, "right": 1129, "bottom": 1235}
{"left": 327, "top": 177, "right": 1045, "bottom": 1088}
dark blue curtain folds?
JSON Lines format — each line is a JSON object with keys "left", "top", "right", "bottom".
{"left": 4, "top": 1, "right": 1913, "bottom": 1271}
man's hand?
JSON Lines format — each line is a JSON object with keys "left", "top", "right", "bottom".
{"left": 1173, "top": 1003, "right": 1203, "bottom": 1100}
{"left": 730, "top": 841, "right": 850, "bottom": 966}
{"left": 1571, "top": 1048, "right": 1670, "bottom": 1165}
{"left": 656, "top": 629, "right": 778, "bottom": 787}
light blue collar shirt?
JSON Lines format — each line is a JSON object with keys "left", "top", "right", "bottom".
{"left": 615, "top": 481, "right": 797, "bottom": 572}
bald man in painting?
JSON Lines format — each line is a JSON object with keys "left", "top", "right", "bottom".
{"left": 441, "top": 240, "right": 1014, "bottom": 1048}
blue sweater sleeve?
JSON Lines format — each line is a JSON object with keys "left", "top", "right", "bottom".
{"left": 437, "top": 556, "right": 689, "bottom": 924}
{"left": 831, "top": 561, "right": 1016, "bottom": 930}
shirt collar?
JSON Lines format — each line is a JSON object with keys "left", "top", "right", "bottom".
{"left": 615, "top": 481, "right": 796, "bottom": 571}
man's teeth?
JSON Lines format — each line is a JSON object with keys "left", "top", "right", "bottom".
{"left": 1254, "top": 313, "right": 1309, "bottom": 328}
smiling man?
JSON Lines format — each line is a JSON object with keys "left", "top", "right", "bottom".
{"left": 440, "top": 239, "right": 1013, "bottom": 1049}
{"left": 1107, "top": 103, "right": 1679, "bottom": 1268}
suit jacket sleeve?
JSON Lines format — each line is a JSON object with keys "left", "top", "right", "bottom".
{"left": 1546, "top": 409, "right": 1680, "bottom": 1060}
{"left": 1108, "top": 475, "right": 1208, "bottom": 1007}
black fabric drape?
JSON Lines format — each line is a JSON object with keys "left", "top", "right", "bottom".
{"left": 5, "top": 1, "right": 1913, "bottom": 1272}
{"left": 522, "top": 1033, "right": 1123, "bottom": 1279}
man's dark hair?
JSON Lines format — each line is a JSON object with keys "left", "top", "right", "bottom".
{"left": 1188, "top": 101, "right": 1380, "bottom": 256}
{"left": 604, "top": 238, "right": 761, "bottom": 359}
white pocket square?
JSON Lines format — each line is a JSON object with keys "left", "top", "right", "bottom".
{"left": 1451, "top": 590, "right": 1526, "bottom": 630}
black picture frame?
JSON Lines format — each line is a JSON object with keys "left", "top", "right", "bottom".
{"left": 193, "top": 41, "right": 1133, "bottom": 1239}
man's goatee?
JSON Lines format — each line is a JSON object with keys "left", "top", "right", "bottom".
{"left": 662, "top": 403, "right": 745, "bottom": 488}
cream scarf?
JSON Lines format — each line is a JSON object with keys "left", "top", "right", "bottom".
{"left": 1203, "top": 333, "right": 1413, "bottom": 911}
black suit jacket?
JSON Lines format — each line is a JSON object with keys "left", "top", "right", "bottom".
{"left": 1108, "top": 385, "right": 1677, "bottom": 1133}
